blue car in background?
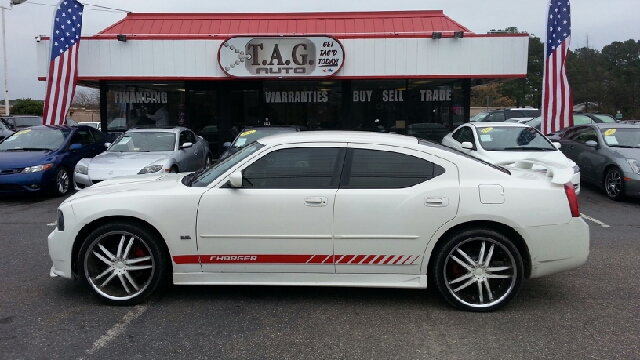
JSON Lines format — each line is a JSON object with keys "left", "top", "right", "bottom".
{"left": 0, "top": 125, "right": 109, "bottom": 196}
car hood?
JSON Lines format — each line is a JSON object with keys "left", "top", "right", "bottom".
{"left": 0, "top": 150, "right": 56, "bottom": 168}
{"left": 87, "top": 151, "right": 172, "bottom": 178}
{"left": 66, "top": 173, "right": 184, "bottom": 201}
{"left": 479, "top": 150, "right": 573, "bottom": 167}
{"left": 609, "top": 147, "right": 640, "bottom": 159}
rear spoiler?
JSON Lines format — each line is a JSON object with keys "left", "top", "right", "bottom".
{"left": 495, "top": 158, "right": 574, "bottom": 185}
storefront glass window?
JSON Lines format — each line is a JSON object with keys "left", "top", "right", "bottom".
{"left": 262, "top": 80, "right": 341, "bottom": 129}
{"left": 105, "top": 82, "right": 186, "bottom": 133}
{"left": 405, "top": 79, "right": 464, "bottom": 142}
{"left": 350, "top": 80, "right": 406, "bottom": 133}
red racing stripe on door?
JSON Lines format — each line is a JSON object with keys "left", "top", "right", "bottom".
{"left": 173, "top": 255, "right": 201, "bottom": 264}
{"left": 201, "top": 254, "right": 332, "bottom": 264}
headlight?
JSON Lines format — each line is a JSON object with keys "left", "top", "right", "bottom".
{"left": 22, "top": 163, "right": 53, "bottom": 173}
{"left": 75, "top": 164, "right": 88, "bottom": 175}
{"left": 138, "top": 165, "right": 163, "bottom": 174}
{"left": 57, "top": 209, "right": 64, "bottom": 231}
{"left": 627, "top": 159, "right": 640, "bottom": 174}
{"left": 573, "top": 165, "right": 580, "bottom": 174}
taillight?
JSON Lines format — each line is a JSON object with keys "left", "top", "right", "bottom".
{"left": 564, "top": 183, "right": 580, "bottom": 217}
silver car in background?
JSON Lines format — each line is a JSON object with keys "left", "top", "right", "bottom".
{"left": 552, "top": 123, "right": 640, "bottom": 201}
{"left": 74, "top": 126, "right": 212, "bottom": 190}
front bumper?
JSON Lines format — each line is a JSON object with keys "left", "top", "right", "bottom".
{"left": 0, "top": 170, "right": 53, "bottom": 193}
{"left": 623, "top": 175, "right": 640, "bottom": 198}
{"left": 47, "top": 206, "right": 78, "bottom": 279}
{"left": 518, "top": 217, "right": 590, "bottom": 278}
{"left": 73, "top": 171, "right": 94, "bottom": 190}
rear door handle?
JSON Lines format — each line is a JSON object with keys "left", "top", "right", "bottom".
{"left": 305, "top": 197, "right": 328, "bottom": 207}
{"left": 425, "top": 197, "right": 449, "bottom": 207}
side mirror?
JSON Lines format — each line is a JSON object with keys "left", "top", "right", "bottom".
{"left": 223, "top": 142, "right": 232, "bottom": 149}
{"left": 461, "top": 141, "right": 474, "bottom": 150}
{"left": 69, "top": 143, "right": 82, "bottom": 151}
{"left": 227, "top": 171, "right": 243, "bottom": 188}
{"left": 104, "top": 142, "right": 111, "bottom": 148}
{"left": 180, "top": 142, "right": 193, "bottom": 149}
{"left": 553, "top": 142, "right": 562, "bottom": 149}
{"left": 585, "top": 140, "right": 598, "bottom": 148}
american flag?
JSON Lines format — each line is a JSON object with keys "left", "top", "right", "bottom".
{"left": 541, "top": 0, "right": 573, "bottom": 135}
{"left": 42, "top": 0, "right": 84, "bottom": 126}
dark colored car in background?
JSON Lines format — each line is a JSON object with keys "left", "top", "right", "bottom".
{"left": 0, "top": 125, "right": 109, "bottom": 196}
{"left": 218, "top": 126, "right": 303, "bottom": 161}
{"left": 551, "top": 123, "right": 640, "bottom": 201}
{"left": 470, "top": 108, "right": 541, "bottom": 123}
{"left": 0, "top": 118, "right": 13, "bottom": 141}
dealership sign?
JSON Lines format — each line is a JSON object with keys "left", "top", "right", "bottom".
{"left": 219, "top": 36, "right": 344, "bottom": 78}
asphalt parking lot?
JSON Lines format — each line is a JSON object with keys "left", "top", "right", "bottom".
{"left": 1, "top": 185, "right": 638, "bottom": 360}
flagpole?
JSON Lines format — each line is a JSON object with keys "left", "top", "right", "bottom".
{"left": 2, "top": 5, "right": 9, "bottom": 116}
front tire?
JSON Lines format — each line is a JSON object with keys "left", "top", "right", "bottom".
{"left": 431, "top": 228, "right": 523, "bottom": 312}
{"left": 604, "top": 167, "right": 626, "bottom": 201}
{"left": 53, "top": 167, "right": 70, "bottom": 197}
{"left": 78, "top": 222, "right": 169, "bottom": 306}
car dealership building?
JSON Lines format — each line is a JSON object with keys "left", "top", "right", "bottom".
{"left": 37, "top": 10, "right": 529, "bottom": 158}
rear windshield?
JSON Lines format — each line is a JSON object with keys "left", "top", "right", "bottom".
{"left": 418, "top": 139, "right": 511, "bottom": 175}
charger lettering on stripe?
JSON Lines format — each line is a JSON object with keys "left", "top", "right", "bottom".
{"left": 172, "top": 255, "right": 420, "bottom": 265}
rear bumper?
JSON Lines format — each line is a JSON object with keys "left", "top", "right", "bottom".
{"left": 518, "top": 217, "right": 590, "bottom": 278}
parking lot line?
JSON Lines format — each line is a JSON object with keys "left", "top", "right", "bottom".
{"left": 80, "top": 304, "right": 148, "bottom": 358}
{"left": 580, "top": 213, "right": 610, "bottom": 228}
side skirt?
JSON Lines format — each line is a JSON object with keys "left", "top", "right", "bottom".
{"left": 173, "top": 272, "right": 428, "bottom": 289}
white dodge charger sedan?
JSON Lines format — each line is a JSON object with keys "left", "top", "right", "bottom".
{"left": 48, "top": 131, "right": 589, "bottom": 312}
{"left": 442, "top": 122, "right": 581, "bottom": 194}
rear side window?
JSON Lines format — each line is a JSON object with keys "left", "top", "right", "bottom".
{"left": 343, "top": 149, "right": 445, "bottom": 189}
{"left": 243, "top": 147, "right": 343, "bottom": 189}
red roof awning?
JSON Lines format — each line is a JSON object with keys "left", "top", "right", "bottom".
{"left": 96, "top": 10, "right": 473, "bottom": 39}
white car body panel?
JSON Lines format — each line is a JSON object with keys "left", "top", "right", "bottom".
{"left": 442, "top": 122, "right": 581, "bottom": 194}
{"left": 49, "top": 131, "right": 589, "bottom": 295}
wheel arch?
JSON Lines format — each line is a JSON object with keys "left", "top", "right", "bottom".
{"left": 71, "top": 215, "right": 172, "bottom": 276}
{"left": 602, "top": 163, "right": 621, "bottom": 186}
{"left": 426, "top": 220, "right": 532, "bottom": 279}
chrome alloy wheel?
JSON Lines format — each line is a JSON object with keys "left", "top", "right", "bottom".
{"left": 84, "top": 231, "right": 155, "bottom": 301}
{"left": 443, "top": 238, "right": 517, "bottom": 309}
{"left": 605, "top": 169, "right": 622, "bottom": 198}
{"left": 56, "top": 168, "right": 69, "bottom": 195}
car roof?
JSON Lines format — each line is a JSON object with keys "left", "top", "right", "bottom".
{"left": 257, "top": 130, "right": 418, "bottom": 147}
{"left": 126, "top": 126, "right": 186, "bottom": 134}
{"left": 468, "top": 122, "right": 529, "bottom": 128}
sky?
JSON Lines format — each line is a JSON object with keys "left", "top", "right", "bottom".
{"left": 3, "top": 0, "right": 639, "bottom": 100}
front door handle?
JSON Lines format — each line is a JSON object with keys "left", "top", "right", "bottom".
{"left": 305, "top": 197, "right": 327, "bottom": 207}
{"left": 425, "top": 197, "right": 449, "bottom": 207}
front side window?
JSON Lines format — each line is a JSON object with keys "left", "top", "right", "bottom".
{"left": 69, "top": 129, "right": 95, "bottom": 146}
{"left": 190, "top": 142, "right": 265, "bottom": 187}
{"left": 344, "top": 149, "right": 444, "bottom": 189}
{"left": 458, "top": 127, "right": 475, "bottom": 143}
{"left": 475, "top": 126, "right": 556, "bottom": 151}
{"left": 108, "top": 132, "right": 176, "bottom": 152}
{"left": 571, "top": 127, "right": 598, "bottom": 144}
{"left": 243, "top": 147, "right": 342, "bottom": 189}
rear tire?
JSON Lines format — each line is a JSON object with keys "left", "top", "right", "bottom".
{"left": 78, "top": 222, "right": 169, "bottom": 306}
{"left": 431, "top": 228, "right": 523, "bottom": 312}
{"left": 604, "top": 167, "right": 626, "bottom": 201}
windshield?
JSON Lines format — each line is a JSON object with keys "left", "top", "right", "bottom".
{"left": 573, "top": 114, "right": 594, "bottom": 126}
{"left": 0, "top": 127, "right": 70, "bottom": 151}
{"left": 232, "top": 128, "right": 297, "bottom": 148}
{"left": 470, "top": 112, "right": 489, "bottom": 122}
{"left": 14, "top": 117, "right": 42, "bottom": 127}
{"left": 593, "top": 114, "right": 616, "bottom": 123}
{"left": 108, "top": 132, "right": 176, "bottom": 152}
{"left": 475, "top": 126, "right": 556, "bottom": 151}
{"left": 601, "top": 128, "right": 640, "bottom": 148}
{"left": 419, "top": 139, "right": 511, "bottom": 175}
{"left": 191, "top": 142, "right": 264, "bottom": 187}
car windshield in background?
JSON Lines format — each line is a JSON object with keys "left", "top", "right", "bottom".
{"left": 14, "top": 117, "right": 42, "bottom": 127}
{"left": 573, "top": 114, "right": 594, "bottom": 125}
{"left": 108, "top": 132, "right": 176, "bottom": 152}
{"left": 469, "top": 112, "right": 489, "bottom": 122}
{"left": 475, "top": 126, "right": 556, "bottom": 151}
{"left": 191, "top": 142, "right": 264, "bottom": 187}
{"left": 419, "top": 139, "right": 511, "bottom": 175}
{"left": 601, "top": 128, "right": 640, "bottom": 148}
{"left": 593, "top": 114, "right": 616, "bottom": 123}
{"left": 0, "top": 127, "right": 70, "bottom": 151}
{"left": 232, "top": 128, "right": 297, "bottom": 148}
{"left": 520, "top": 110, "right": 541, "bottom": 117}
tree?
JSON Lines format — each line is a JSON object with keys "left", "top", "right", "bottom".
{"left": 471, "top": 83, "right": 515, "bottom": 108}
{"left": 72, "top": 87, "right": 100, "bottom": 109}
{"left": 11, "top": 98, "right": 44, "bottom": 115}
{"left": 498, "top": 35, "right": 544, "bottom": 107}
